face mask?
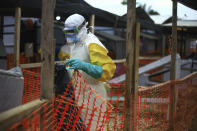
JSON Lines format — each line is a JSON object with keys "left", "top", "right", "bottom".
{"left": 65, "top": 33, "right": 80, "bottom": 44}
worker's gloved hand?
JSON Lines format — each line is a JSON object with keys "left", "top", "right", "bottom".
{"left": 65, "top": 58, "right": 103, "bottom": 79}
{"left": 65, "top": 58, "right": 84, "bottom": 70}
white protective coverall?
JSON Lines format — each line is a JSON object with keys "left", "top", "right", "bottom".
{"left": 58, "top": 14, "right": 116, "bottom": 130}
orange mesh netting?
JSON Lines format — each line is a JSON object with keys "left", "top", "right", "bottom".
{"left": 22, "top": 69, "right": 40, "bottom": 104}
{"left": 8, "top": 69, "right": 197, "bottom": 131}
{"left": 54, "top": 71, "right": 113, "bottom": 131}
{"left": 107, "top": 72, "right": 197, "bottom": 131}
{"left": 6, "top": 53, "right": 41, "bottom": 70}
{"left": 6, "top": 54, "right": 27, "bottom": 69}
{"left": 8, "top": 101, "right": 56, "bottom": 131}
{"left": 173, "top": 73, "right": 197, "bottom": 130}
{"left": 10, "top": 69, "right": 112, "bottom": 131}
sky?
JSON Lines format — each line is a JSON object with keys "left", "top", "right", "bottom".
{"left": 84, "top": 0, "right": 197, "bottom": 20}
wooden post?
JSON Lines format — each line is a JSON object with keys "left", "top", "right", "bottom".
{"left": 14, "top": 7, "right": 21, "bottom": 66}
{"left": 90, "top": 14, "right": 95, "bottom": 34}
{"left": 40, "top": 0, "right": 56, "bottom": 100}
{"left": 162, "top": 35, "right": 166, "bottom": 57}
{"left": 181, "top": 27, "right": 184, "bottom": 57}
{"left": 124, "top": 0, "right": 137, "bottom": 130}
{"left": 170, "top": 0, "right": 177, "bottom": 129}
{"left": 133, "top": 22, "right": 140, "bottom": 129}
{"left": 183, "top": 33, "right": 186, "bottom": 57}
{"left": 170, "top": 0, "right": 178, "bottom": 82}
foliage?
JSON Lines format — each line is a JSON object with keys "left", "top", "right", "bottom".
{"left": 121, "top": 0, "right": 160, "bottom": 15}
{"left": 121, "top": 0, "right": 127, "bottom": 5}
{"left": 138, "top": 4, "right": 160, "bottom": 15}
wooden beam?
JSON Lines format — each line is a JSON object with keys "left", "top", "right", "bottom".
{"left": 19, "top": 61, "right": 69, "bottom": 69}
{"left": 20, "top": 63, "right": 42, "bottom": 69}
{"left": 124, "top": 0, "right": 136, "bottom": 130}
{"left": 90, "top": 14, "right": 95, "bottom": 34}
{"left": 14, "top": 7, "right": 21, "bottom": 66}
{"left": 40, "top": 0, "right": 56, "bottom": 100}
{"left": 170, "top": 0, "right": 177, "bottom": 130}
{"left": 112, "top": 56, "right": 160, "bottom": 64}
{"left": 20, "top": 61, "right": 67, "bottom": 69}
{"left": 182, "top": 67, "right": 197, "bottom": 72}
{"left": 113, "top": 59, "right": 126, "bottom": 63}
{"left": 0, "top": 99, "right": 47, "bottom": 129}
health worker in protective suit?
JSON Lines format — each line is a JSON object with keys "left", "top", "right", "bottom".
{"left": 58, "top": 14, "right": 116, "bottom": 130}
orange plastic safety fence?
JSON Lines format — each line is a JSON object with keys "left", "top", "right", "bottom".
{"left": 6, "top": 54, "right": 27, "bottom": 69}
{"left": 14, "top": 69, "right": 112, "bottom": 131}
{"left": 22, "top": 69, "right": 40, "bottom": 104}
{"left": 8, "top": 69, "right": 197, "bottom": 131}
{"left": 55, "top": 71, "right": 113, "bottom": 131}
{"left": 136, "top": 84, "right": 170, "bottom": 131}
{"left": 173, "top": 73, "right": 197, "bottom": 130}
{"left": 107, "top": 84, "right": 126, "bottom": 131}
{"left": 107, "top": 72, "right": 197, "bottom": 131}
{"left": 6, "top": 53, "right": 41, "bottom": 70}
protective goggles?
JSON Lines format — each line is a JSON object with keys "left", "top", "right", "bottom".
{"left": 63, "top": 21, "right": 86, "bottom": 34}
{"left": 64, "top": 28, "right": 79, "bottom": 34}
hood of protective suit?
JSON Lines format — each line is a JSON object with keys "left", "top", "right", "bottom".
{"left": 76, "top": 22, "right": 88, "bottom": 42}
{"left": 64, "top": 14, "right": 88, "bottom": 43}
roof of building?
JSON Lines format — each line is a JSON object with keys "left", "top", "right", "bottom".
{"left": 0, "top": 0, "right": 95, "bottom": 17}
{"left": 0, "top": 0, "right": 120, "bottom": 27}
{"left": 178, "top": 0, "right": 197, "bottom": 11}
{"left": 161, "top": 20, "right": 197, "bottom": 35}
{"left": 119, "top": 7, "right": 156, "bottom": 29}
{"left": 150, "top": 15, "right": 173, "bottom": 25}
{"left": 163, "top": 20, "right": 197, "bottom": 27}
{"left": 95, "top": 31, "right": 125, "bottom": 42}
{"left": 0, "top": 0, "right": 159, "bottom": 29}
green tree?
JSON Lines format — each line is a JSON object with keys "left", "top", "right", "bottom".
{"left": 140, "top": 4, "right": 160, "bottom": 15}
{"left": 121, "top": 1, "right": 160, "bottom": 15}
{"left": 148, "top": 9, "right": 160, "bottom": 15}
{"left": 121, "top": 0, "right": 127, "bottom": 5}
{"left": 121, "top": 0, "right": 140, "bottom": 6}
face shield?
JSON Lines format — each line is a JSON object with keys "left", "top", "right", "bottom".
{"left": 64, "top": 27, "right": 80, "bottom": 44}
